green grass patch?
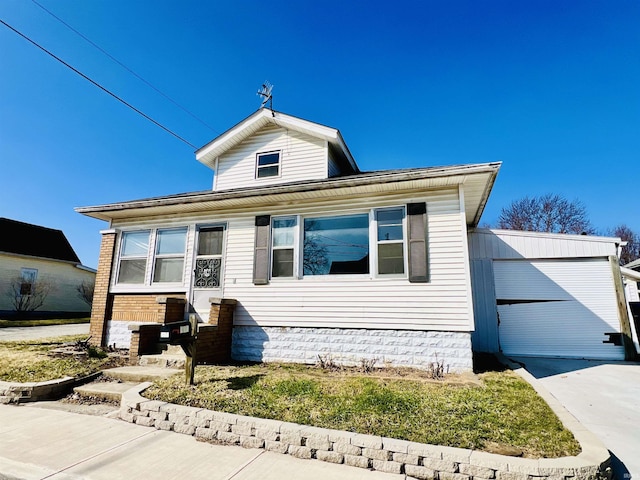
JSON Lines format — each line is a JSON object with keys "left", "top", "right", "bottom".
{"left": 0, "top": 318, "right": 90, "bottom": 328}
{"left": 144, "top": 363, "right": 580, "bottom": 458}
{"left": 0, "top": 335, "right": 113, "bottom": 383}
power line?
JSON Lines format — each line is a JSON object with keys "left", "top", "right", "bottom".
{"left": 30, "top": 0, "right": 216, "bottom": 133}
{"left": 0, "top": 18, "right": 197, "bottom": 149}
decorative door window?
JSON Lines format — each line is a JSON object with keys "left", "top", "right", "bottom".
{"left": 193, "top": 226, "right": 224, "bottom": 288}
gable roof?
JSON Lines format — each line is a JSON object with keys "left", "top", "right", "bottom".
{"left": 196, "top": 108, "right": 359, "bottom": 174}
{"left": 76, "top": 162, "right": 501, "bottom": 226}
{"left": 0, "top": 218, "right": 81, "bottom": 263}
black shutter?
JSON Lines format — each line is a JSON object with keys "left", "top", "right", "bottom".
{"left": 253, "top": 215, "right": 271, "bottom": 285}
{"left": 407, "top": 203, "right": 429, "bottom": 283}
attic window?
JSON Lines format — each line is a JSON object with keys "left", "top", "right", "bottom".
{"left": 256, "top": 151, "right": 280, "bottom": 178}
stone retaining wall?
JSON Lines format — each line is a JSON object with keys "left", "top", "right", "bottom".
{"left": 121, "top": 383, "right": 612, "bottom": 480}
{"left": 0, "top": 377, "right": 77, "bottom": 404}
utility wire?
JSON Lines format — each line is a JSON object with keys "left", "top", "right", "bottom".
{"left": 0, "top": 18, "right": 197, "bottom": 149}
{"left": 30, "top": 0, "right": 216, "bottom": 133}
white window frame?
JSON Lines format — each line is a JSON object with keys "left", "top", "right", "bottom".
{"left": 270, "top": 215, "right": 299, "bottom": 280}
{"left": 265, "top": 207, "right": 409, "bottom": 282}
{"left": 255, "top": 150, "right": 281, "bottom": 179}
{"left": 116, "top": 230, "right": 151, "bottom": 285}
{"left": 114, "top": 227, "right": 189, "bottom": 290}
{"left": 192, "top": 223, "right": 227, "bottom": 290}
{"left": 372, "top": 206, "right": 407, "bottom": 278}
{"left": 151, "top": 227, "right": 188, "bottom": 284}
{"left": 20, "top": 268, "right": 38, "bottom": 295}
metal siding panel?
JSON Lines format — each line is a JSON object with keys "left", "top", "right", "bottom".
{"left": 470, "top": 259, "right": 499, "bottom": 352}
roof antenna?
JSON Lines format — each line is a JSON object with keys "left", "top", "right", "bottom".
{"left": 257, "top": 81, "right": 273, "bottom": 111}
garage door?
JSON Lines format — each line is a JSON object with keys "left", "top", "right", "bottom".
{"left": 494, "top": 259, "right": 624, "bottom": 360}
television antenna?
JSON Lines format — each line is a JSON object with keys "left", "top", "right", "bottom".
{"left": 257, "top": 81, "right": 273, "bottom": 109}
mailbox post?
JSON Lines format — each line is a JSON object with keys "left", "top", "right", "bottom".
{"left": 159, "top": 316, "right": 199, "bottom": 385}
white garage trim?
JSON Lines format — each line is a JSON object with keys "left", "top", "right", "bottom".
{"left": 493, "top": 259, "right": 624, "bottom": 360}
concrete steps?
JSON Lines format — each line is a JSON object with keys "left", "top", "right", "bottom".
{"left": 139, "top": 344, "right": 187, "bottom": 369}
{"left": 73, "top": 381, "right": 139, "bottom": 403}
{"left": 101, "top": 366, "right": 183, "bottom": 383}
{"left": 73, "top": 366, "right": 183, "bottom": 403}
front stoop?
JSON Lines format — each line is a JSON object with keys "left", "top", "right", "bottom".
{"left": 139, "top": 345, "right": 187, "bottom": 369}
{"left": 101, "top": 366, "right": 182, "bottom": 383}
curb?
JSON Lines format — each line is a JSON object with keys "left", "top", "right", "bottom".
{"left": 119, "top": 375, "right": 613, "bottom": 480}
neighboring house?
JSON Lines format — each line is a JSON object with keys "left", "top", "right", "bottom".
{"left": 76, "top": 108, "right": 636, "bottom": 369}
{"left": 0, "top": 218, "right": 96, "bottom": 318}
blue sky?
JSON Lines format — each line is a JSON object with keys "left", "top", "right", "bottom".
{"left": 1, "top": 1, "right": 638, "bottom": 268}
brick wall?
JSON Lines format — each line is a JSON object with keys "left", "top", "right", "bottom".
{"left": 89, "top": 231, "right": 116, "bottom": 346}
{"left": 129, "top": 323, "right": 162, "bottom": 365}
{"left": 198, "top": 298, "right": 236, "bottom": 364}
{"left": 111, "top": 295, "right": 186, "bottom": 323}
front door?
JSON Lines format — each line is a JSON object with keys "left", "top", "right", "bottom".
{"left": 191, "top": 225, "right": 225, "bottom": 322}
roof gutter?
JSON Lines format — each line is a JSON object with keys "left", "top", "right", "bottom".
{"left": 76, "top": 162, "right": 500, "bottom": 222}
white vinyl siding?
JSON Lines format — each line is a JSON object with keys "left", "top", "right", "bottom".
{"left": 224, "top": 189, "right": 470, "bottom": 331}
{"left": 469, "top": 229, "right": 619, "bottom": 260}
{"left": 110, "top": 189, "right": 471, "bottom": 332}
{"left": 215, "top": 125, "right": 327, "bottom": 191}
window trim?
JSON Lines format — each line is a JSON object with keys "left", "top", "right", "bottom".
{"left": 302, "top": 211, "right": 371, "bottom": 277}
{"left": 151, "top": 227, "right": 188, "bottom": 284}
{"left": 255, "top": 150, "right": 282, "bottom": 179}
{"left": 373, "top": 206, "right": 408, "bottom": 278}
{"left": 114, "top": 227, "right": 188, "bottom": 288}
{"left": 116, "top": 230, "right": 151, "bottom": 285}
{"left": 270, "top": 215, "right": 299, "bottom": 280}
{"left": 20, "top": 268, "right": 38, "bottom": 295}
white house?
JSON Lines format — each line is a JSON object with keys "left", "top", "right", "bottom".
{"left": 77, "top": 108, "right": 636, "bottom": 369}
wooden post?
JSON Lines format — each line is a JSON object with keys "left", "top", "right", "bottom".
{"left": 609, "top": 256, "right": 636, "bottom": 360}
{"left": 180, "top": 316, "right": 199, "bottom": 385}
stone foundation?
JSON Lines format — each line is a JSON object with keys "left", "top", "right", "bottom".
{"left": 232, "top": 327, "right": 473, "bottom": 372}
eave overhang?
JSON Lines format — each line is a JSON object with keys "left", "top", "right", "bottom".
{"left": 76, "top": 162, "right": 501, "bottom": 226}
{"left": 195, "top": 109, "right": 358, "bottom": 173}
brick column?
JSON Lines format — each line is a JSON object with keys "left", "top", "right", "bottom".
{"left": 202, "top": 298, "right": 237, "bottom": 363}
{"left": 89, "top": 229, "right": 117, "bottom": 347}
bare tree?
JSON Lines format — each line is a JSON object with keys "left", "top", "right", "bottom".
{"left": 76, "top": 279, "right": 95, "bottom": 306}
{"left": 608, "top": 224, "right": 640, "bottom": 265}
{"left": 6, "top": 276, "right": 54, "bottom": 316}
{"left": 497, "top": 194, "right": 596, "bottom": 235}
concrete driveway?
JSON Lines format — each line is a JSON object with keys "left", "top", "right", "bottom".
{"left": 510, "top": 357, "right": 640, "bottom": 479}
{"left": 0, "top": 323, "right": 90, "bottom": 341}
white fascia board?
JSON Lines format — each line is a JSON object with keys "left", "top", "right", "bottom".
{"left": 196, "top": 109, "right": 269, "bottom": 167}
{"left": 621, "top": 267, "right": 640, "bottom": 281}
{"left": 195, "top": 109, "right": 343, "bottom": 169}
{"left": 474, "top": 228, "right": 622, "bottom": 244}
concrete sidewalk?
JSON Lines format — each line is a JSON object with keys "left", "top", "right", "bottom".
{"left": 0, "top": 404, "right": 403, "bottom": 480}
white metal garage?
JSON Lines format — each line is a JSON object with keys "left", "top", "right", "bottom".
{"left": 469, "top": 229, "right": 628, "bottom": 360}
{"left": 493, "top": 259, "right": 624, "bottom": 359}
